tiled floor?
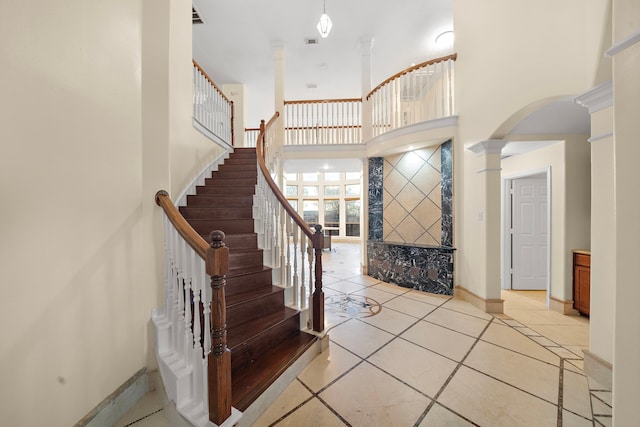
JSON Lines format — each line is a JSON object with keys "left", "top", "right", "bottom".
{"left": 117, "top": 243, "right": 612, "bottom": 427}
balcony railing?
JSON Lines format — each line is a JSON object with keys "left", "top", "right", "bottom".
{"left": 193, "top": 60, "right": 234, "bottom": 145}
{"left": 367, "top": 53, "right": 456, "bottom": 138}
{"left": 284, "top": 98, "right": 362, "bottom": 145}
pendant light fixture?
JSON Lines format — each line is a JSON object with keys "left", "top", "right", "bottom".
{"left": 317, "top": 0, "right": 333, "bottom": 38}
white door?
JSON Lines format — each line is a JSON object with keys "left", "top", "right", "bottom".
{"left": 511, "top": 176, "right": 548, "bottom": 290}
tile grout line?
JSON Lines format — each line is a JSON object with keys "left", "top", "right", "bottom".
{"left": 412, "top": 317, "right": 496, "bottom": 426}
{"left": 121, "top": 408, "right": 164, "bottom": 427}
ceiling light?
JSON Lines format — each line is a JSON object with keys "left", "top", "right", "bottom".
{"left": 435, "top": 31, "right": 454, "bottom": 47}
{"left": 317, "top": 0, "right": 333, "bottom": 38}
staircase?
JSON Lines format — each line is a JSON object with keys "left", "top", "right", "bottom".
{"left": 178, "top": 147, "right": 317, "bottom": 412}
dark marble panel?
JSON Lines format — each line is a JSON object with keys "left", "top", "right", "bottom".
{"left": 367, "top": 241, "right": 455, "bottom": 295}
{"left": 441, "top": 139, "right": 453, "bottom": 247}
{"left": 368, "top": 157, "right": 384, "bottom": 241}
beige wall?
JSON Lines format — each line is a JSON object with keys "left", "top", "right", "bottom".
{"left": 611, "top": 0, "right": 640, "bottom": 421}
{"left": 0, "top": 0, "right": 224, "bottom": 425}
{"left": 453, "top": 0, "right": 608, "bottom": 299}
{"left": 501, "top": 138, "right": 590, "bottom": 302}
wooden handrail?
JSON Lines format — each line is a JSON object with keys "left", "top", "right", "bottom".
{"left": 255, "top": 113, "right": 314, "bottom": 240}
{"left": 284, "top": 97, "right": 362, "bottom": 105}
{"left": 192, "top": 60, "right": 233, "bottom": 105}
{"left": 366, "top": 53, "right": 457, "bottom": 100}
{"left": 255, "top": 112, "right": 324, "bottom": 332}
{"left": 155, "top": 190, "right": 208, "bottom": 259}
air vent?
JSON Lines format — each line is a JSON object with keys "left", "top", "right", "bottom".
{"left": 305, "top": 38, "right": 319, "bottom": 45}
{"left": 306, "top": 83, "right": 317, "bottom": 89}
{"left": 192, "top": 7, "right": 204, "bottom": 24}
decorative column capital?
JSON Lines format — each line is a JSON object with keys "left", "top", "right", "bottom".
{"left": 467, "top": 139, "right": 508, "bottom": 157}
{"left": 574, "top": 81, "right": 613, "bottom": 114}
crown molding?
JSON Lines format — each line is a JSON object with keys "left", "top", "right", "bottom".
{"left": 574, "top": 81, "right": 613, "bottom": 114}
{"left": 467, "top": 139, "right": 508, "bottom": 157}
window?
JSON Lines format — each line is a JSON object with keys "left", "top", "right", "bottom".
{"left": 284, "top": 173, "right": 297, "bottom": 181}
{"left": 285, "top": 185, "right": 298, "bottom": 197}
{"left": 324, "top": 185, "right": 340, "bottom": 196}
{"left": 345, "top": 199, "right": 360, "bottom": 237}
{"left": 303, "top": 185, "right": 319, "bottom": 197}
{"left": 288, "top": 199, "right": 298, "bottom": 212}
{"left": 346, "top": 172, "right": 361, "bottom": 180}
{"left": 324, "top": 200, "right": 340, "bottom": 235}
{"left": 324, "top": 172, "right": 340, "bottom": 181}
{"left": 303, "top": 200, "right": 319, "bottom": 224}
{"left": 345, "top": 184, "right": 360, "bottom": 197}
{"left": 302, "top": 172, "right": 318, "bottom": 181}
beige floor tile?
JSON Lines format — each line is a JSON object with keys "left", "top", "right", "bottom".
{"left": 506, "top": 308, "right": 589, "bottom": 326}
{"left": 297, "top": 343, "right": 361, "bottom": 392}
{"left": 368, "top": 338, "right": 458, "bottom": 398}
{"left": 127, "top": 410, "right": 171, "bottom": 427}
{"left": 371, "top": 281, "right": 411, "bottom": 295}
{"left": 404, "top": 290, "right": 451, "bottom": 306}
{"left": 549, "top": 346, "right": 583, "bottom": 359}
{"left": 438, "top": 366, "right": 558, "bottom": 427}
{"left": 591, "top": 395, "right": 612, "bottom": 416}
{"left": 345, "top": 275, "right": 381, "bottom": 286}
{"left": 564, "top": 345, "right": 587, "bottom": 358}
{"left": 114, "top": 391, "right": 165, "bottom": 427}
{"left": 529, "top": 324, "right": 589, "bottom": 346}
{"left": 274, "top": 397, "right": 347, "bottom": 426}
{"left": 502, "top": 319, "right": 525, "bottom": 327}
{"left": 350, "top": 286, "right": 397, "bottom": 304}
{"left": 442, "top": 298, "right": 494, "bottom": 320}
{"left": 401, "top": 320, "right": 476, "bottom": 362}
{"left": 383, "top": 295, "right": 438, "bottom": 319}
{"left": 587, "top": 376, "right": 610, "bottom": 392}
{"left": 592, "top": 391, "right": 612, "bottom": 406}
{"left": 320, "top": 362, "right": 430, "bottom": 426}
{"left": 594, "top": 415, "right": 613, "bottom": 426}
{"left": 328, "top": 318, "right": 394, "bottom": 358}
{"left": 359, "top": 305, "right": 417, "bottom": 335}
{"left": 464, "top": 340, "right": 560, "bottom": 403}
{"left": 563, "top": 409, "right": 594, "bottom": 427}
{"left": 480, "top": 322, "right": 560, "bottom": 366}
{"left": 564, "top": 360, "right": 585, "bottom": 374}
{"left": 529, "top": 335, "right": 557, "bottom": 346}
{"left": 563, "top": 369, "right": 592, "bottom": 419}
{"left": 425, "top": 307, "right": 491, "bottom": 337}
{"left": 324, "top": 281, "right": 367, "bottom": 294}
{"left": 514, "top": 327, "right": 541, "bottom": 336}
{"left": 418, "top": 403, "right": 474, "bottom": 426}
{"left": 252, "top": 379, "right": 313, "bottom": 427}
{"left": 567, "top": 359, "right": 585, "bottom": 371}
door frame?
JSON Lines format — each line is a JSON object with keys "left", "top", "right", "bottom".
{"left": 501, "top": 167, "right": 552, "bottom": 305}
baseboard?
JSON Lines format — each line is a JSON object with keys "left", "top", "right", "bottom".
{"left": 75, "top": 368, "right": 149, "bottom": 427}
{"left": 583, "top": 350, "right": 613, "bottom": 390}
{"left": 549, "top": 295, "right": 580, "bottom": 315}
{"left": 454, "top": 285, "right": 504, "bottom": 314}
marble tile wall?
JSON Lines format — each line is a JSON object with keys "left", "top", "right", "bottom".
{"left": 383, "top": 146, "right": 443, "bottom": 245}
{"left": 368, "top": 157, "right": 384, "bottom": 241}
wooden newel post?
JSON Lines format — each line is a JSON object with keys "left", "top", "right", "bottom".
{"left": 206, "top": 230, "right": 232, "bottom": 425}
{"left": 259, "top": 119, "right": 266, "bottom": 160}
{"left": 311, "top": 225, "right": 325, "bottom": 332}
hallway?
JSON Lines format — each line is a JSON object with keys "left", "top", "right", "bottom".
{"left": 117, "top": 243, "right": 610, "bottom": 426}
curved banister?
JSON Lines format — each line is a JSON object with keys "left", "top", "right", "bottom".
{"left": 255, "top": 113, "right": 314, "bottom": 240}
{"left": 192, "top": 60, "right": 233, "bottom": 105}
{"left": 366, "top": 53, "right": 457, "bottom": 100}
{"left": 155, "top": 190, "right": 209, "bottom": 259}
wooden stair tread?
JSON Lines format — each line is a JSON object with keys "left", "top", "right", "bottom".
{"left": 227, "top": 306, "right": 299, "bottom": 349}
{"left": 226, "top": 286, "right": 283, "bottom": 308}
{"left": 232, "top": 332, "right": 317, "bottom": 411}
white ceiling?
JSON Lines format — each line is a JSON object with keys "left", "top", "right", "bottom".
{"left": 192, "top": 0, "right": 454, "bottom": 126}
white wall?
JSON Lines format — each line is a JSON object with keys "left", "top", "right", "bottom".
{"left": 501, "top": 137, "right": 590, "bottom": 302}
{"left": 453, "top": 0, "right": 608, "bottom": 300}
{"left": 0, "top": 0, "right": 225, "bottom": 425}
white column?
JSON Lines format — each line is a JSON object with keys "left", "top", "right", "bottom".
{"left": 574, "top": 81, "right": 614, "bottom": 388}
{"left": 466, "top": 139, "right": 507, "bottom": 312}
{"left": 359, "top": 37, "right": 374, "bottom": 143}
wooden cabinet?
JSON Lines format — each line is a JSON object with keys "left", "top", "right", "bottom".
{"left": 573, "top": 251, "right": 591, "bottom": 316}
